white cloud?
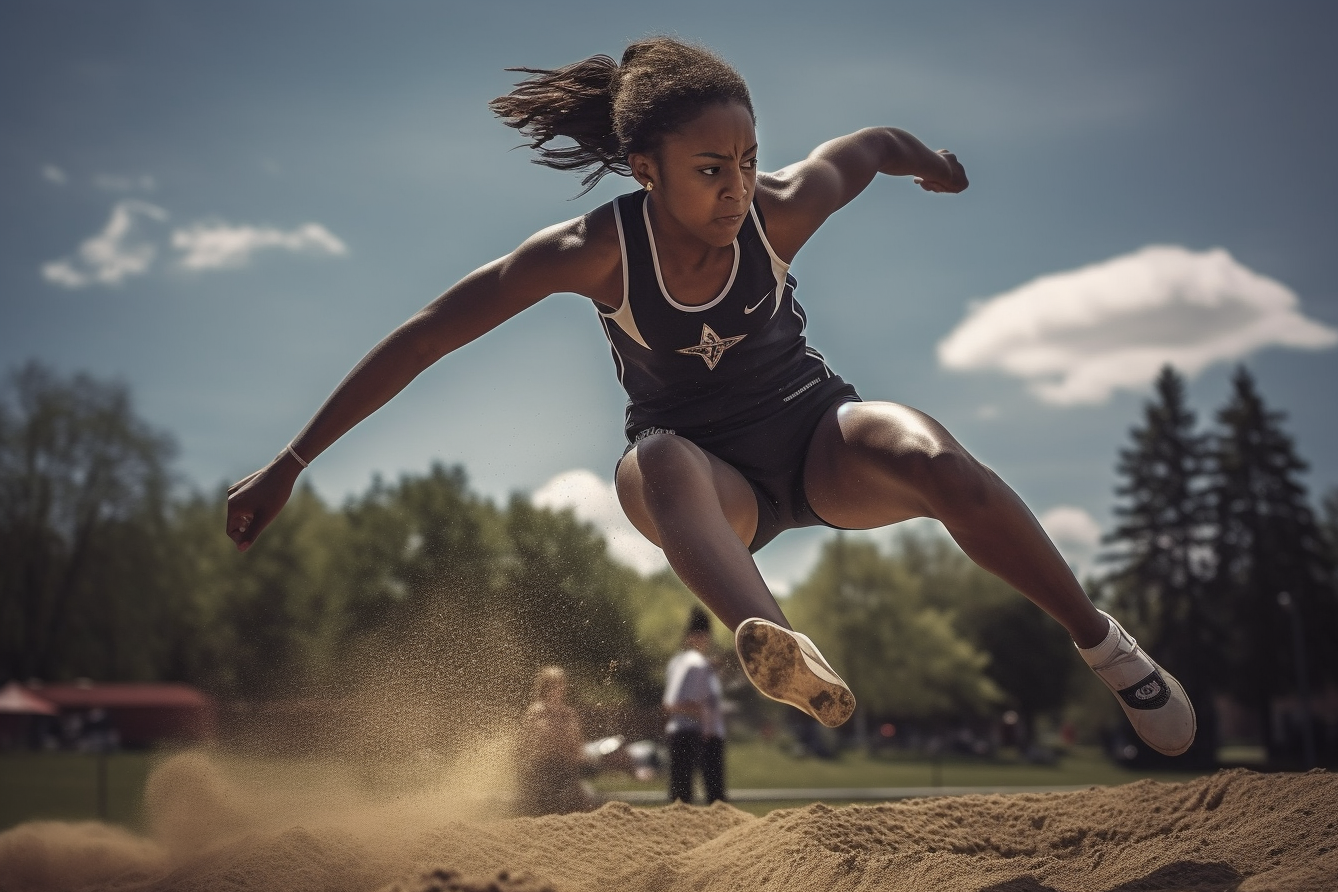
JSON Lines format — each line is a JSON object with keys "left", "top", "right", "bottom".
{"left": 1038, "top": 505, "right": 1103, "bottom": 578}
{"left": 531, "top": 469, "right": 668, "bottom": 576}
{"left": 172, "top": 221, "right": 347, "bottom": 271}
{"left": 43, "top": 206, "right": 348, "bottom": 288}
{"left": 42, "top": 200, "right": 168, "bottom": 288}
{"left": 93, "top": 173, "right": 156, "bottom": 192}
{"left": 42, "top": 164, "right": 67, "bottom": 185}
{"left": 937, "top": 245, "right": 1338, "bottom": 405}
{"left": 1039, "top": 506, "right": 1102, "bottom": 548}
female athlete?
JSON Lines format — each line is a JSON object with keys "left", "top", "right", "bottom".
{"left": 226, "top": 38, "right": 1195, "bottom": 756}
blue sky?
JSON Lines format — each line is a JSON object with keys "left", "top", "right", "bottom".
{"left": 4, "top": 1, "right": 1336, "bottom": 591}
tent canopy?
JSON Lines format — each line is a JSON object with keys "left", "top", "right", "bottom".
{"left": 0, "top": 682, "right": 58, "bottom": 716}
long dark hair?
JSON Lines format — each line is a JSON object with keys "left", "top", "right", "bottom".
{"left": 490, "top": 37, "right": 754, "bottom": 193}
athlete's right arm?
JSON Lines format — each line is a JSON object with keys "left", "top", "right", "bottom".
{"left": 225, "top": 211, "right": 619, "bottom": 552}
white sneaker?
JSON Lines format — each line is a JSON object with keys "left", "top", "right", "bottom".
{"left": 735, "top": 618, "right": 856, "bottom": 728}
{"left": 1079, "top": 611, "right": 1197, "bottom": 756}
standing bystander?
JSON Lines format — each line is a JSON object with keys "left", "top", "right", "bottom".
{"left": 663, "top": 607, "right": 726, "bottom": 804}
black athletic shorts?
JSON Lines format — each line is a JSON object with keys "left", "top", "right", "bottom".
{"left": 620, "top": 376, "right": 861, "bottom": 553}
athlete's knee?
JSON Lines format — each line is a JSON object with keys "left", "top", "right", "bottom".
{"left": 625, "top": 433, "right": 712, "bottom": 508}
{"left": 914, "top": 447, "right": 995, "bottom": 511}
{"left": 632, "top": 433, "right": 705, "bottom": 477}
{"left": 844, "top": 405, "right": 994, "bottom": 504}
{"left": 840, "top": 408, "right": 955, "bottom": 477}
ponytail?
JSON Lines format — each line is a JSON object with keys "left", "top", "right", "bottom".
{"left": 489, "top": 54, "right": 625, "bottom": 192}
{"left": 491, "top": 38, "right": 753, "bottom": 194}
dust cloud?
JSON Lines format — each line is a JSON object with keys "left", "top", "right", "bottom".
{"left": 0, "top": 672, "right": 528, "bottom": 891}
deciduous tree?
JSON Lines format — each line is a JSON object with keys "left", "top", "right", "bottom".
{"left": 0, "top": 362, "right": 177, "bottom": 681}
{"left": 903, "top": 532, "right": 1076, "bottom": 747}
{"left": 787, "top": 534, "right": 1000, "bottom": 740}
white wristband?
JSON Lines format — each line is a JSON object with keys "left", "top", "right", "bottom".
{"left": 285, "top": 443, "right": 310, "bottom": 468}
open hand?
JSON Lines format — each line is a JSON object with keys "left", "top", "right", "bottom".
{"left": 915, "top": 149, "right": 969, "bottom": 193}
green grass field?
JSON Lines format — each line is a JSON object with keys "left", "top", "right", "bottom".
{"left": 593, "top": 743, "right": 1216, "bottom": 816}
{"left": 0, "top": 750, "right": 156, "bottom": 830}
{"left": 611, "top": 742, "right": 1208, "bottom": 791}
{"left": 0, "top": 742, "right": 1223, "bottom": 831}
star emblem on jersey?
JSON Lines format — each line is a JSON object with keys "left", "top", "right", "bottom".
{"left": 676, "top": 323, "right": 746, "bottom": 370}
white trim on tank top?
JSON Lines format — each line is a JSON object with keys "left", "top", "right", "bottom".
{"left": 746, "top": 202, "right": 833, "bottom": 378}
{"left": 748, "top": 204, "right": 791, "bottom": 319}
{"left": 747, "top": 204, "right": 791, "bottom": 272}
{"left": 642, "top": 198, "right": 739, "bottom": 313}
{"left": 597, "top": 195, "right": 651, "bottom": 350}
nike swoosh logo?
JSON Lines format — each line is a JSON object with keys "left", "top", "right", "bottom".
{"left": 743, "top": 290, "right": 774, "bottom": 314}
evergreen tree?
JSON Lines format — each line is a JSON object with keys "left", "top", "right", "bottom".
{"left": 1321, "top": 487, "right": 1338, "bottom": 587}
{"left": 1322, "top": 488, "right": 1338, "bottom": 672}
{"left": 1105, "top": 366, "right": 1213, "bottom": 640}
{"left": 1209, "top": 366, "right": 1336, "bottom": 761}
{"left": 1102, "top": 365, "right": 1217, "bottom": 764}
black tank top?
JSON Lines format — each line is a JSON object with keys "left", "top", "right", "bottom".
{"left": 597, "top": 189, "right": 838, "bottom": 441}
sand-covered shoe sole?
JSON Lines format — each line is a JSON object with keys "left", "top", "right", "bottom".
{"left": 735, "top": 618, "right": 855, "bottom": 728}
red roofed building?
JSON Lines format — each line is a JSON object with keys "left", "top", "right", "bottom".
{"left": 22, "top": 681, "right": 216, "bottom": 748}
{"left": 0, "top": 681, "right": 59, "bottom": 749}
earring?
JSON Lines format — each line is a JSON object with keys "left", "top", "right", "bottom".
{"left": 644, "top": 180, "right": 653, "bottom": 192}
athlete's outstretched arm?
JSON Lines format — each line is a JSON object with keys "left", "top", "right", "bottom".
{"left": 757, "top": 127, "right": 968, "bottom": 261}
{"left": 225, "top": 215, "right": 615, "bottom": 551}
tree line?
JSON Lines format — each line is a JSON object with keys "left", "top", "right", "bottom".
{"left": 1101, "top": 365, "right": 1337, "bottom": 765}
{"left": 0, "top": 363, "right": 677, "bottom": 716}
{"left": 2, "top": 361, "right": 1335, "bottom": 763}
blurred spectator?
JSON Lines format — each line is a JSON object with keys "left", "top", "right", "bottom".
{"left": 663, "top": 607, "right": 726, "bottom": 804}
{"left": 514, "top": 666, "right": 598, "bottom": 816}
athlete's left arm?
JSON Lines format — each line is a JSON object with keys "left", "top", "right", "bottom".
{"left": 756, "top": 127, "right": 968, "bottom": 261}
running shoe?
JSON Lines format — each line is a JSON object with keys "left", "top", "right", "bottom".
{"left": 1079, "top": 611, "right": 1197, "bottom": 756}
{"left": 735, "top": 618, "right": 856, "bottom": 728}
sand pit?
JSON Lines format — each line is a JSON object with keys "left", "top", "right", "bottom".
{"left": 0, "top": 759, "right": 1334, "bottom": 892}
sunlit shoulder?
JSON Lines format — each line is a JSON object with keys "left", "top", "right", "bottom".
{"left": 498, "top": 203, "right": 623, "bottom": 309}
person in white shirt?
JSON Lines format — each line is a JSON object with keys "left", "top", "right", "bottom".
{"left": 663, "top": 607, "right": 726, "bottom": 804}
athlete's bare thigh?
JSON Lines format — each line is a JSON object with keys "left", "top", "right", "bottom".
{"left": 803, "top": 400, "right": 973, "bottom": 530}
{"left": 615, "top": 433, "right": 760, "bottom": 548}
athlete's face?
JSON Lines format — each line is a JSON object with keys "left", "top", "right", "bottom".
{"left": 630, "top": 101, "right": 758, "bottom": 249}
